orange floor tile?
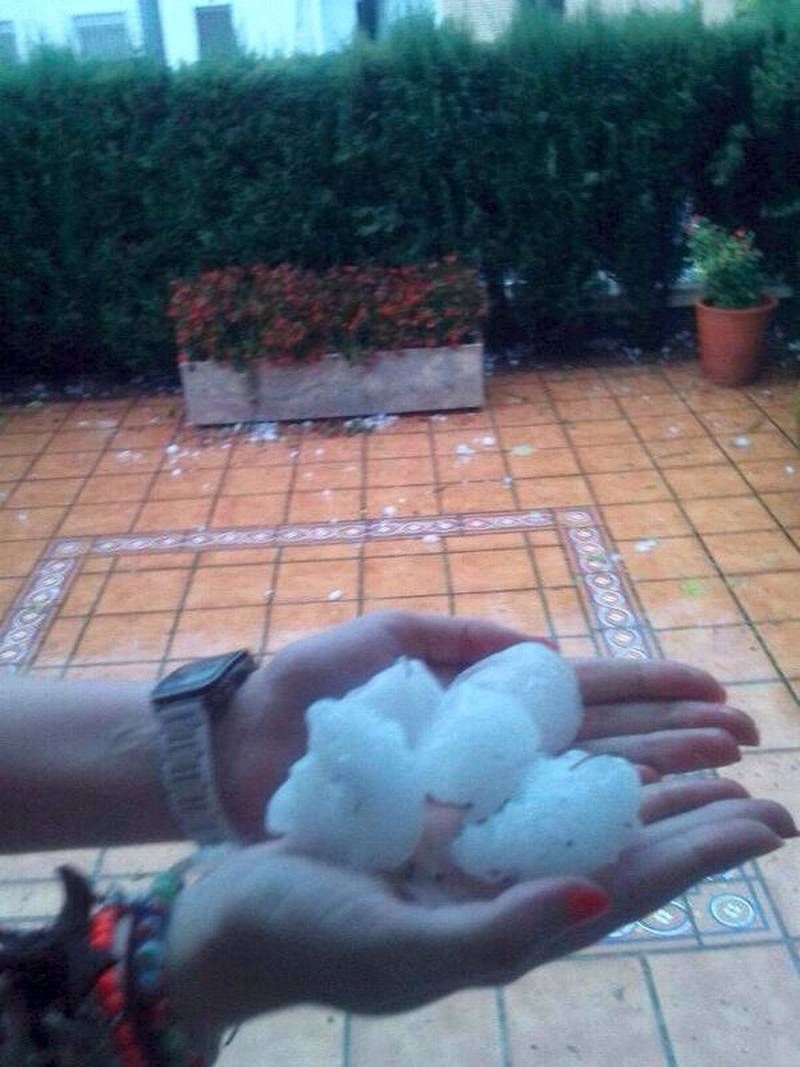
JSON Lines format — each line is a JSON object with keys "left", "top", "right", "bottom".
{"left": 1, "top": 359, "right": 799, "bottom": 1065}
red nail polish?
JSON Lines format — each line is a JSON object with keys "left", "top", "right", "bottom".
{"left": 565, "top": 886, "right": 611, "bottom": 925}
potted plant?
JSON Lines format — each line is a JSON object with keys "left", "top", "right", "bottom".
{"left": 686, "top": 216, "right": 777, "bottom": 386}
{"left": 168, "top": 258, "right": 486, "bottom": 425}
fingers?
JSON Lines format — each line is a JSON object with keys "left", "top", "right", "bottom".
{"left": 385, "top": 612, "right": 554, "bottom": 668}
{"left": 609, "top": 818, "right": 784, "bottom": 927}
{"left": 579, "top": 727, "right": 743, "bottom": 774}
{"left": 579, "top": 701, "right": 759, "bottom": 746}
{"left": 632, "top": 796, "right": 797, "bottom": 847}
{"left": 392, "top": 876, "right": 611, "bottom": 991}
{"left": 639, "top": 776, "right": 751, "bottom": 824}
{"left": 574, "top": 658, "right": 725, "bottom": 707}
{"left": 542, "top": 815, "right": 788, "bottom": 965}
{"left": 635, "top": 764, "right": 662, "bottom": 785}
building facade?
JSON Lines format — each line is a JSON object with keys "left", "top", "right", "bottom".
{"left": 0, "top": 1, "right": 146, "bottom": 62}
{"left": 0, "top": 1, "right": 361, "bottom": 64}
{"left": 0, "top": 0, "right": 737, "bottom": 66}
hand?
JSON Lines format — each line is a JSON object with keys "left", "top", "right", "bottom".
{"left": 166, "top": 776, "right": 796, "bottom": 1049}
{"left": 216, "top": 611, "right": 759, "bottom": 840}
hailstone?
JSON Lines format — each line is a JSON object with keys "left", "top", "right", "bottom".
{"left": 346, "top": 655, "right": 444, "bottom": 745}
{"left": 450, "top": 750, "right": 642, "bottom": 881}
{"left": 452, "top": 642, "right": 582, "bottom": 754}
{"left": 266, "top": 698, "right": 424, "bottom": 870}
{"left": 417, "top": 683, "right": 540, "bottom": 819}
{"left": 264, "top": 641, "right": 642, "bottom": 885}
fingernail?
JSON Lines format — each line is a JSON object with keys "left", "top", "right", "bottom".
{"left": 725, "top": 706, "right": 760, "bottom": 744}
{"left": 754, "top": 836, "right": 784, "bottom": 858}
{"left": 565, "top": 886, "right": 611, "bottom": 925}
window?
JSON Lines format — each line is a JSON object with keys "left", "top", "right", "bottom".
{"left": 0, "top": 20, "right": 18, "bottom": 64}
{"left": 74, "top": 13, "right": 132, "bottom": 60}
{"left": 195, "top": 4, "right": 237, "bottom": 61}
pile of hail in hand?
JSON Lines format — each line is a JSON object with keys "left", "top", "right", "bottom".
{"left": 265, "top": 643, "right": 641, "bottom": 895}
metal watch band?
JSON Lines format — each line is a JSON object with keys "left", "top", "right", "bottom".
{"left": 155, "top": 694, "right": 239, "bottom": 846}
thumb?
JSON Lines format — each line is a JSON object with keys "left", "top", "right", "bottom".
{"left": 398, "top": 878, "right": 611, "bottom": 989}
{"left": 387, "top": 611, "right": 557, "bottom": 668}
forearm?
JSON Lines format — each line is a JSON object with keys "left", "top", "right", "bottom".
{"left": 0, "top": 676, "right": 183, "bottom": 850}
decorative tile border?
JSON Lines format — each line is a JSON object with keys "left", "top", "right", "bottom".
{"left": 0, "top": 505, "right": 781, "bottom": 951}
{"left": 49, "top": 507, "right": 558, "bottom": 559}
{"left": 1, "top": 507, "right": 651, "bottom": 669}
{"left": 0, "top": 557, "right": 80, "bottom": 670}
{"left": 560, "top": 513, "right": 655, "bottom": 660}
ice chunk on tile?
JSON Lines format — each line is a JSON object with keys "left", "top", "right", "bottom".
{"left": 266, "top": 698, "right": 424, "bottom": 871}
{"left": 347, "top": 656, "right": 443, "bottom": 745}
{"left": 451, "top": 749, "right": 641, "bottom": 882}
{"left": 452, "top": 642, "right": 582, "bottom": 754}
{"left": 417, "top": 683, "right": 541, "bottom": 819}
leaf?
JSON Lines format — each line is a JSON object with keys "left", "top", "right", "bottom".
{"left": 680, "top": 579, "right": 703, "bottom": 597}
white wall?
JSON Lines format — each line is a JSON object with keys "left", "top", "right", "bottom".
{"left": 0, "top": 0, "right": 143, "bottom": 59}
{"left": 439, "top": 0, "right": 513, "bottom": 41}
{"left": 0, "top": 1, "right": 360, "bottom": 65}
{"left": 565, "top": 0, "right": 685, "bottom": 14}
{"left": 0, "top": 0, "right": 740, "bottom": 67}
{"left": 160, "top": 1, "right": 359, "bottom": 66}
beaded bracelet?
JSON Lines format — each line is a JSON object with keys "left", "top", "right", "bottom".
{"left": 89, "top": 902, "right": 148, "bottom": 1067}
{"left": 1, "top": 864, "right": 207, "bottom": 1067}
{"left": 128, "top": 869, "right": 205, "bottom": 1067}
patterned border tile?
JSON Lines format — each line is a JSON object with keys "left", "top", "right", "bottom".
{"left": 1, "top": 506, "right": 651, "bottom": 670}
{"left": 0, "top": 505, "right": 783, "bottom": 949}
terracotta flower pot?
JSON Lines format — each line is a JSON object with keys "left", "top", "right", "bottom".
{"left": 695, "top": 295, "right": 778, "bottom": 387}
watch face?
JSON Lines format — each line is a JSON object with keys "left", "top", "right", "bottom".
{"left": 153, "top": 651, "right": 250, "bottom": 701}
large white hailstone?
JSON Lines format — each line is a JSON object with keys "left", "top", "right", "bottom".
{"left": 416, "top": 683, "right": 541, "bottom": 820}
{"left": 265, "top": 697, "right": 424, "bottom": 871}
{"left": 346, "top": 656, "right": 444, "bottom": 745}
{"left": 452, "top": 642, "right": 583, "bottom": 754}
{"left": 265, "top": 648, "right": 641, "bottom": 886}
{"left": 451, "top": 749, "right": 642, "bottom": 882}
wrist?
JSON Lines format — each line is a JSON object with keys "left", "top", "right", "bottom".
{"left": 211, "top": 672, "right": 265, "bottom": 842}
{"left": 164, "top": 850, "right": 299, "bottom": 1039}
{"left": 212, "top": 667, "right": 291, "bottom": 844}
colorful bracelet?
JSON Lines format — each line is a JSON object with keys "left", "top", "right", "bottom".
{"left": 128, "top": 869, "right": 206, "bottom": 1067}
{"left": 89, "top": 902, "right": 149, "bottom": 1067}
{"left": 1, "top": 864, "right": 206, "bottom": 1067}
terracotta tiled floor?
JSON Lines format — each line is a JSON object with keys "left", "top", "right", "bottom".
{"left": 1, "top": 361, "right": 799, "bottom": 1064}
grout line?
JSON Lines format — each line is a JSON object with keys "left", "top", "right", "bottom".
{"left": 748, "top": 857, "right": 800, "bottom": 976}
{"left": 624, "top": 400, "right": 798, "bottom": 933}
{"left": 639, "top": 955, "right": 680, "bottom": 1067}
{"left": 494, "top": 987, "right": 513, "bottom": 1067}
{"left": 743, "top": 392, "right": 800, "bottom": 444}
{"left": 3, "top": 447, "right": 795, "bottom": 495}
{"left": 156, "top": 412, "right": 238, "bottom": 676}
{"left": 51, "top": 399, "right": 139, "bottom": 537}
{"left": 263, "top": 439, "right": 305, "bottom": 658}
{"left": 342, "top": 1011, "right": 352, "bottom": 1067}
{"left": 59, "top": 553, "right": 121, "bottom": 675}
{"left": 625, "top": 404, "right": 793, "bottom": 682}
{"left": 561, "top": 407, "right": 655, "bottom": 657}
{"left": 499, "top": 401, "right": 557, "bottom": 643}
{"left": 356, "top": 433, "right": 368, "bottom": 620}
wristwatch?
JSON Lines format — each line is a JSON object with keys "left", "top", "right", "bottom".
{"left": 151, "top": 650, "right": 257, "bottom": 846}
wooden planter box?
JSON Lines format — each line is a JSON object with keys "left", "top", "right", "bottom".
{"left": 179, "top": 343, "right": 484, "bottom": 426}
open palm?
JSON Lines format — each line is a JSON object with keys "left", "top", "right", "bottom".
{"left": 221, "top": 611, "right": 760, "bottom": 839}
{"left": 171, "top": 611, "right": 795, "bottom": 1050}
{"left": 168, "top": 773, "right": 793, "bottom": 1047}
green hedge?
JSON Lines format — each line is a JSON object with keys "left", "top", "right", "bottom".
{"left": 0, "top": 10, "right": 798, "bottom": 381}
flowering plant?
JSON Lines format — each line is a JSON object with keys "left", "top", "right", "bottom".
{"left": 168, "top": 258, "right": 485, "bottom": 366}
{"left": 686, "top": 216, "right": 766, "bottom": 309}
